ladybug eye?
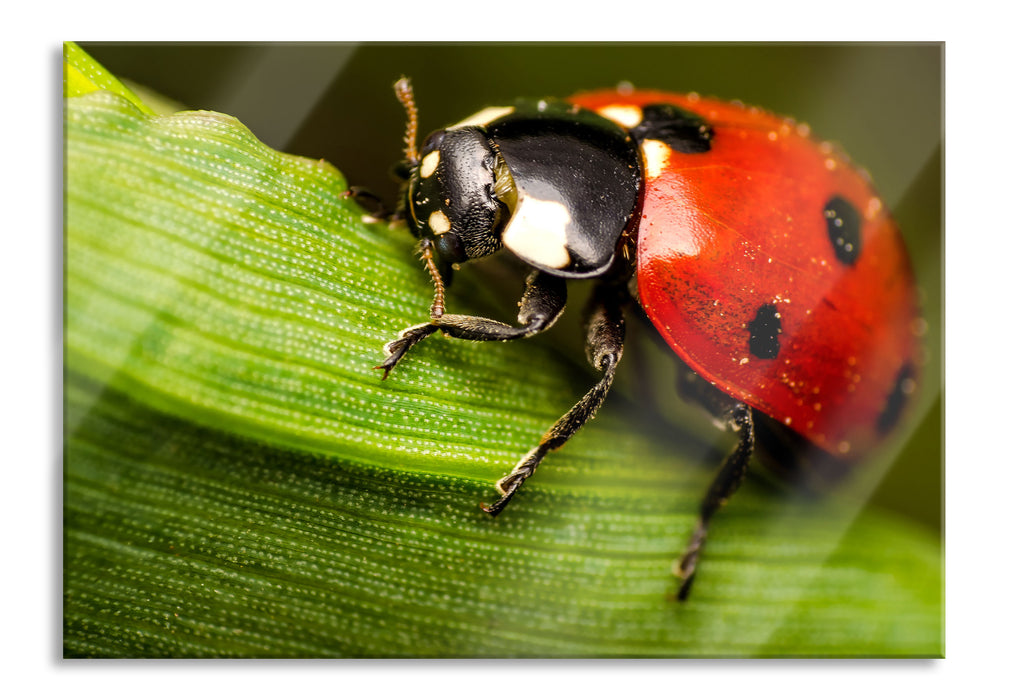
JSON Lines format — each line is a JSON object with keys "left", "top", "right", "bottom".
{"left": 434, "top": 230, "right": 467, "bottom": 264}
{"left": 421, "top": 129, "right": 446, "bottom": 154}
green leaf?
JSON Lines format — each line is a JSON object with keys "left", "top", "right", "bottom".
{"left": 63, "top": 42, "right": 154, "bottom": 115}
{"left": 64, "top": 65, "right": 941, "bottom": 656}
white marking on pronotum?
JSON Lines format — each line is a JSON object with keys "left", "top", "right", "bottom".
{"left": 597, "top": 104, "right": 643, "bottom": 129}
{"left": 451, "top": 106, "right": 515, "bottom": 129}
{"left": 642, "top": 139, "right": 673, "bottom": 181}
{"left": 501, "top": 195, "right": 572, "bottom": 270}
{"left": 419, "top": 150, "right": 440, "bottom": 178}
{"left": 428, "top": 210, "right": 451, "bottom": 235}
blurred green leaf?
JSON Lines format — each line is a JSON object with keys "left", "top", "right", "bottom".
{"left": 64, "top": 41, "right": 154, "bottom": 114}
{"left": 64, "top": 50, "right": 941, "bottom": 657}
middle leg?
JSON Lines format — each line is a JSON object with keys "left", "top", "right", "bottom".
{"left": 482, "top": 282, "right": 628, "bottom": 515}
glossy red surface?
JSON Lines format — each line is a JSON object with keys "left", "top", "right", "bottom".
{"left": 572, "top": 90, "right": 921, "bottom": 458}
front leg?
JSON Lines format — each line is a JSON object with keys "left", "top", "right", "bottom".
{"left": 377, "top": 270, "right": 568, "bottom": 378}
{"left": 343, "top": 186, "right": 397, "bottom": 222}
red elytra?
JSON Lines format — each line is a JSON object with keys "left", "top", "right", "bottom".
{"left": 571, "top": 90, "right": 921, "bottom": 460}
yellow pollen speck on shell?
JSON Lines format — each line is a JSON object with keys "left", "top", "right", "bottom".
{"left": 867, "top": 197, "right": 883, "bottom": 220}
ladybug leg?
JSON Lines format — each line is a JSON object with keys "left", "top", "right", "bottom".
{"left": 377, "top": 270, "right": 568, "bottom": 378}
{"left": 674, "top": 400, "right": 755, "bottom": 600}
{"left": 482, "top": 283, "right": 626, "bottom": 516}
{"left": 342, "top": 186, "right": 402, "bottom": 223}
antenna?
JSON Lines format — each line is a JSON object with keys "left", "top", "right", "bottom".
{"left": 394, "top": 77, "right": 420, "bottom": 167}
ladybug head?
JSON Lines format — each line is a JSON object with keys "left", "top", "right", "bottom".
{"left": 403, "top": 126, "right": 516, "bottom": 271}
{"left": 390, "top": 78, "right": 515, "bottom": 286}
{"left": 391, "top": 78, "right": 642, "bottom": 285}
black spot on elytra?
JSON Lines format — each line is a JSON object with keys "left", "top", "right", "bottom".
{"left": 877, "top": 362, "right": 915, "bottom": 434}
{"left": 629, "top": 103, "right": 713, "bottom": 154}
{"left": 824, "top": 195, "right": 862, "bottom": 266}
{"left": 748, "top": 303, "right": 782, "bottom": 359}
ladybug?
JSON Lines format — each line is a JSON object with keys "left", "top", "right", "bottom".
{"left": 363, "top": 78, "right": 921, "bottom": 600}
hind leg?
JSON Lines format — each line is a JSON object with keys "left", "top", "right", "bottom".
{"left": 674, "top": 374, "right": 756, "bottom": 600}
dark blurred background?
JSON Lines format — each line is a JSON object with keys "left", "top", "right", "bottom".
{"left": 78, "top": 42, "right": 942, "bottom": 535}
